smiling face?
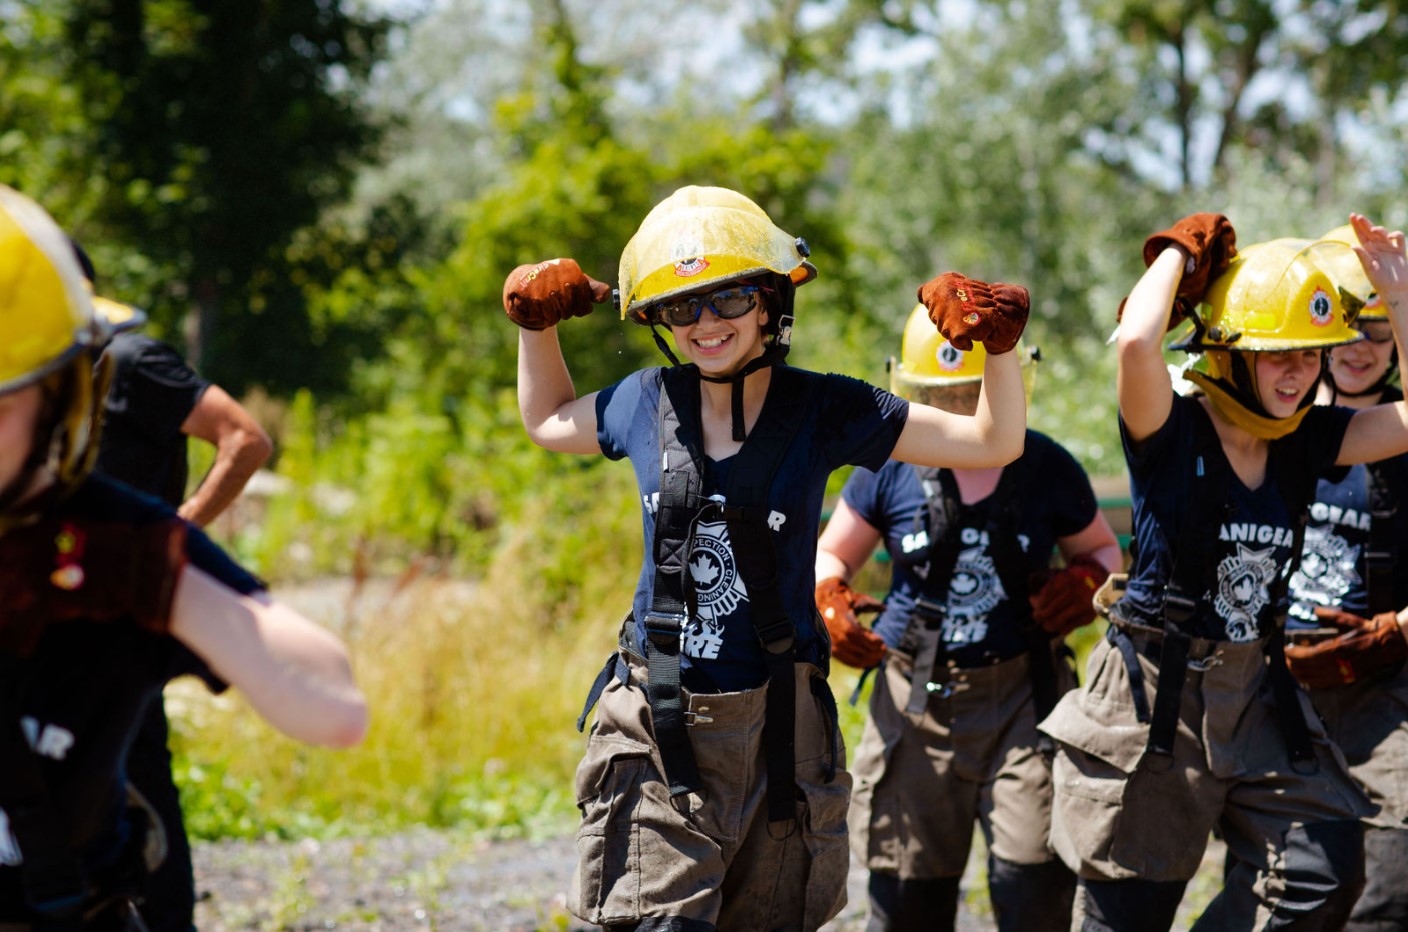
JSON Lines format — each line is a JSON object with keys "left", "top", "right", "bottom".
{"left": 1253, "top": 349, "right": 1323, "bottom": 417}
{"left": 1328, "top": 320, "right": 1395, "bottom": 397}
{"left": 667, "top": 283, "right": 770, "bottom": 377}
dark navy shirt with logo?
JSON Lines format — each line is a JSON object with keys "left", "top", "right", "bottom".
{"left": 96, "top": 332, "right": 210, "bottom": 507}
{"left": 1289, "top": 387, "right": 1408, "bottom": 625}
{"left": 1119, "top": 393, "right": 1353, "bottom": 642}
{"left": 0, "top": 475, "right": 261, "bottom": 919}
{"left": 842, "top": 431, "right": 1098, "bottom": 665}
{"left": 596, "top": 366, "right": 908, "bottom": 692}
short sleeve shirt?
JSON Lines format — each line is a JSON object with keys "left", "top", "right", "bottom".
{"left": 596, "top": 366, "right": 909, "bottom": 692}
{"left": 96, "top": 332, "right": 210, "bottom": 506}
{"left": 1289, "top": 387, "right": 1408, "bottom": 624}
{"left": 0, "top": 475, "right": 262, "bottom": 917}
{"left": 1118, "top": 393, "right": 1354, "bottom": 642}
{"left": 842, "top": 431, "right": 1098, "bottom": 663}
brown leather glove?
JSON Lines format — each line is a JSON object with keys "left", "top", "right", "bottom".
{"left": 502, "top": 258, "right": 611, "bottom": 330}
{"left": 1284, "top": 607, "right": 1408, "bottom": 689}
{"left": 0, "top": 516, "right": 188, "bottom": 656}
{"left": 1144, "top": 213, "right": 1237, "bottom": 301}
{"left": 815, "top": 576, "right": 887, "bottom": 668}
{"left": 1028, "top": 554, "right": 1110, "bottom": 636}
{"left": 918, "top": 272, "right": 1030, "bottom": 355}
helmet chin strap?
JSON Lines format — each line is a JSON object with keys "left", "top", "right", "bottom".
{"left": 648, "top": 314, "right": 794, "bottom": 442}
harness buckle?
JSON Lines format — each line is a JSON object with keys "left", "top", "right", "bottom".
{"left": 912, "top": 597, "right": 946, "bottom": 627}
{"left": 685, "top": 709, "right": 714, "bottom": 726}
{"left": 643, "top": 611, "right": 688, "bottom": 647}
{"left": 1162, "top": 591, "right": 1199, "bottom": 625}
{"left": 1186, "top": 653, "right": 1223, "bottom": 672}
{"left": 924, "top": 680, "right": 969, "bottom": 699}
{"left": 755, "top": 616, "right": 795, "bottom": 654}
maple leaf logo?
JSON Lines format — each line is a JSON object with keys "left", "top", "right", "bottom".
{"left": 690, "top": 556, "right": 719, "bottom": 586}
{"left": 950, "top": 571, "right": 978, "bottom": 596}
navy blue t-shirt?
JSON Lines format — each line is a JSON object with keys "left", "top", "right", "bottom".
{"left": 1289, "top": 387, "right": 1408, "bottom": 624}
{"left": 0, "top": 475, "right": 261, "bottom": 919}
{"left": 842, "top": 431, "right": 1098, "bottom": 664}
{"left": 1118, "top": 393, "right": 1354, "bottom": 642}
{"left": 596, "top": 366, "right": 909, "bottom": 691}
{"left": 96, "top": 332, "right": 210, "bottom": 507}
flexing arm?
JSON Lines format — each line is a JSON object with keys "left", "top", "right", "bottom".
{"left": 1117, "top": 246, "right": 1188, "bottom": 442}
{"left": 892, "top": 350, "right": 1026, "bottom": 468}
{"left": 1338, "top": 215, "right": 1408, "bottom": 466}
{"left": 517, "top": 327, "right": 602, "bottom": 454}
{"left": 178, "top": 385, "right": 273, "bottom": 527}
{"left": 169, "top": 566, "right": 368, "bottom": 748}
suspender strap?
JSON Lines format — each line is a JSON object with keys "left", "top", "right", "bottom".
{"left": 1264, "top": 497, "right": 1317, "bottom": 772}
{"left": 644, "top": 366, "right": 808, "bottom": 820}
{"left": 576, "top": 650, "right": 631, "bottom": 733}
{"left": 901, "top": 467, "right": 963, "bottom": 714}
{"left": 1146, "top": 623, "right": 1189, "bottom": 767}
{"left": 643, "top": 368, "right": 707, "bottom": 799}
{"left": 1365, "top": 462, "right": 1397, "bottom": 616}
{"left": 1104, "top": 624, "right": 1152, "bottom": 723}
{"left": 0, "top": 670, "right": 90, "bottom": 921}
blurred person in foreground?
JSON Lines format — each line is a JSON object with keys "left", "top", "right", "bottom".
{"left": 0, "top": 183, "right": 367, "bottom": 930}
{"left": 815, "top": 312, "right": 1121, "bottom": 932}
{"left": 70, "top": 237, "right": 274, "bottom": 932}
{"left": 504, "top": 185, "right": 1030, "bottom": 930}
{"left": 1041, "top": 211, "right": 1408, "bottom": 930}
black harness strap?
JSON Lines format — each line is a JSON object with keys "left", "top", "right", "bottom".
{"left": 1364, "top": 461, "right": 1397, "bottom": 617}
{"left": 1128, "top": 405, "right": 1317, "bottom": 771}
{"left": 642, "top": 365, "right": 809, "bottom": 823}
{"left": 900, "top": 467, "right": 963, "bottom": 715}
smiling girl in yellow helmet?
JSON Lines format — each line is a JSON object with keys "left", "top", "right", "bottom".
{"left": 1041, "top": 211, "right": 1408, "bottom": 932}
{"left": 504, "top": 185, "right": 1032, "bottom": 931}
{"left": 0, "top": 185, "right": 367, "bottom": 928}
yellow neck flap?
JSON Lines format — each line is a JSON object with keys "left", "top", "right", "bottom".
{"left": 1184, "top": 370, "right": 1310, "bottom": 440}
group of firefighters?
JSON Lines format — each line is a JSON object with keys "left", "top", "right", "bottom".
{"left": 4, "top": 175, "right": 1408, "bottom": 932}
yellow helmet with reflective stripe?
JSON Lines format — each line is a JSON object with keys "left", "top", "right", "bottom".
{"left": 617, "top": 186, "right": 817, "bottom": 325}
{"left": 894, "top": 302, "right": 986, "bottom": 389}
{"left": 890, "top": 303, "right": 1037, "bottom": 403}
{"left": 1172, "top": 238, "right": 1363, "bottom": 353}
{"left": 0, "top": 185, "right": 105, "bottom": 394}
{"left": 1312, "top": 224, "right": 1384, "bottom": 320}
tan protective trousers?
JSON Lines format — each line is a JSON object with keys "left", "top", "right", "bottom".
{"left": 569, "top": 655, "right": 850, "bottom": 931}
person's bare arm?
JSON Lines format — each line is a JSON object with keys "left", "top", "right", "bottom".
{"left": 891, "top": 350, "right": 1026, "bottom": 468}
{"left": 177, "top": 385, "right": 273, "bottom": 527}
{"left": 816, "top": 498, "right": 884, "bottom": 582}
{"left": 1056, "top": 511, "right": 1124, "bottom": 575}
{"left": 169, "top": 566, "right": 368, "bottom": 748}
{"left": 1117, "top": 247, "right": 1187, "bottom": 443}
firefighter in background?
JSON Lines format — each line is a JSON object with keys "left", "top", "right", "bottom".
{"left": 503, "top": 185, "right": 1031, "bottom": 930}
{"left": 815, "top": 309, "right": 1121, "bottom": 932}
{"left": 69, "top": 238, "right": 274, "bottom": 932}
{"left": 0, "top": 184, "right": 367, "bottom": 928}
{"left": 1280, "top": 222, "right": 1408, "bottom": 931}
{"left": 1042, "top": 212, "right": 1408, "bottom": 931}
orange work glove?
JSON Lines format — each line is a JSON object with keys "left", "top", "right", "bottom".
{"left": 502, "top": 258, "right": 611, "bottom": 330}
{"left": 1284, "top": 607, "right": 1408, "bottom": 690}
{"left": 1118, "top": 213, "right": 1237, "bottom": 332}
{"left": 917, "top": 272, "right": 1030, "bottom": 355}
{"left": 1028, "top": 554, "right": 1109, "bottom": 636}
{"left": 0, "top": 516, "right": 188, "bottom": 656}
{"left": 815, "top": 576, "right": 887, "bottom": 668}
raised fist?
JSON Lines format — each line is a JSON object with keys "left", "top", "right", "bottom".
{"left": 918, "top": 272, "right": 1030, "bottom": 354}
{"left": 502, "top": 258, "right": 611, "bottom": 330}
{"left": 815, "top": 576, "right": 887, "bottom": 668}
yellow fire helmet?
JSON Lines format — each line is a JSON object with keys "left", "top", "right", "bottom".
{"left": 1311, "top": 224, "right": 1383, "bottom": 320}
{"left": 0, "top": 184, "right": 117, "bottom": 515}
{"left": 617, "top": 185, "right": 817, "bottom": 325}
{"left": 1171, "top": 238, "right": 1364, "bottom": 353}
{"left": 889, "top": 302, "right": 1037, "bottom": 403}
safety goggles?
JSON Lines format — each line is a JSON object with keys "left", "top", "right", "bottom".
{"left": 652, "top": 284, "right": 769, "bottom": 328}
{"left": 1352, "top": 319, "right": 1394, "bottom": 345}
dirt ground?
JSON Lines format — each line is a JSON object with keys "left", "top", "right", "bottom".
{"left": 192, "top": 828, "right": 1227, "bottom": 931}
